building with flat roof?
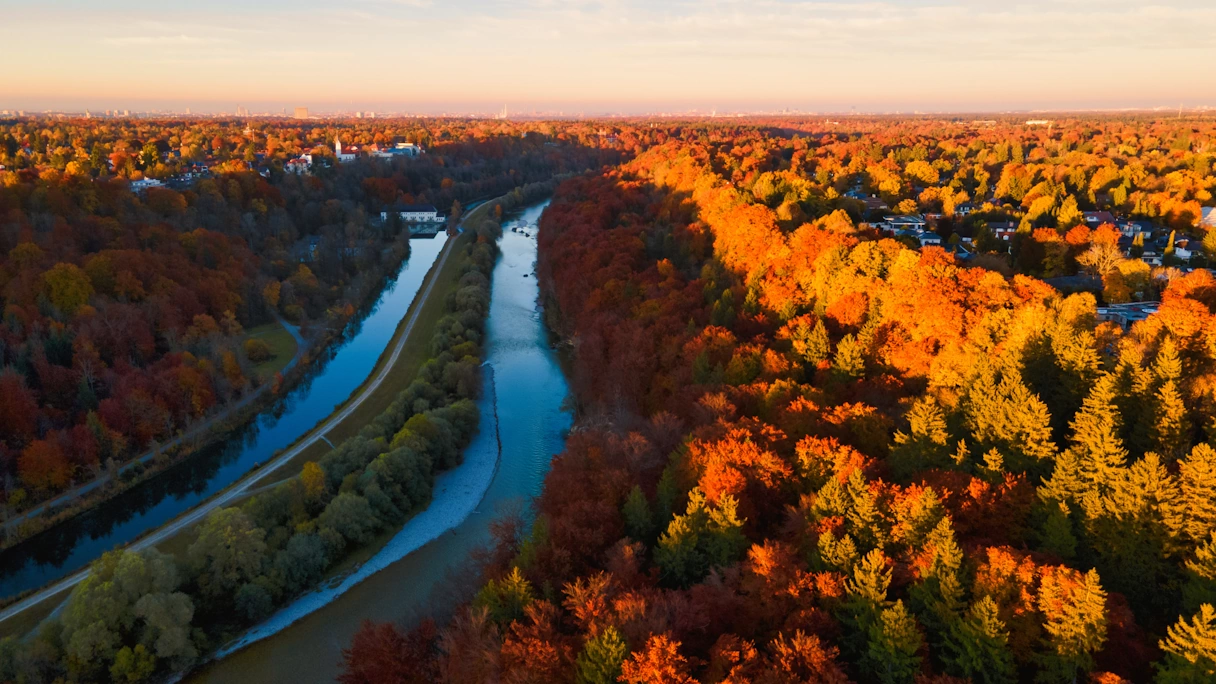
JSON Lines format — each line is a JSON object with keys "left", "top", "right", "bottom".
{"left": 293, "top": 106, "right": 309, "bottom": 120}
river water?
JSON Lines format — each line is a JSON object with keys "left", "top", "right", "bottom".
{"left": 0, "top": 236, "right": 450, "bottom": 601}
{"left": 190, "top": 199, "right": 570, "bottom": 683}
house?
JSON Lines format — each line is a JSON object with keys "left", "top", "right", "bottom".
{"left": 129, "top": 178, "right": 164, "bottom": 194}
{"left": 1202, "top": 207, "right": 1216, "bottom": 230}
{"left": 943, "top": 243, "right": 974, "bottom": 260}
{"left": 954, "top": 202, "right": 976, "bottom": 216}
{"left": 862, "top": 196, "right": 889, "bottom": 212}
{"left": 380, "top": 203, "right": 443, "bottom": 224}
{"left": 285, "top": 157, "right": 311, "bottom": 175}
{"left": 1096, "top": 302, "right": 1159, "bottom": 330}
{"left": 918, "top": 232, "right": 943, "bottom": 247}
{"left": 988, "top": 221, "right": 1018, "bottom": 241}
{"left": 1117, "top": 219, "right": 1156, "bottom": 239}
{"left": 1083, "top": 211, "right": 1117, "bottom": 226}
{"left": 1142, "top": 251, "right": 1163, "bottom": 267}
{"left": 876, "top": 214, "right": 926, "bottom": 233}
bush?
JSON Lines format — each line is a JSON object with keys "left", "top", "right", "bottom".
{"left": 244, "top": 338, "right": 273, "bottom": 363}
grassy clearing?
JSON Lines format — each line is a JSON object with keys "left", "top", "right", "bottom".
{"left": 245, "top": 322, "right": 298, "bottom": 380}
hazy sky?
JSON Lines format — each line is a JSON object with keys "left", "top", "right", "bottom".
{"left": 2, "top": 0, "right": 1214, "bottom": 114}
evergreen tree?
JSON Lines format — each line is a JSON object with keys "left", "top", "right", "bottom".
{"left": 966, "top": 368, "right": 1058, "bottom": 477}
{"left": 1039, "top": 503, "right": 1078, "bottom": 561}
{"left": 1172, "top": 444, "right": 1216, "bottom": 546}
{"left": 1089, "top": 453, "right": 1180, "bottom": 617}
{"left": 1154, "top": 336, "right": 1183, "bottom": 384}
{"left": 845, "top": 470, "right": 888, "bottom": 551}
{"left": 792, "top": 316, "right": 831, "bottom": 367}
{"left": 1155, "top": 604, "right": 1216, "bottom": 684}
{"left": 655, "top": 489, "right": 746, "bottom": 587}
{"left": 891, "top": 395, "right": 952, "bottom": 480}
{"left": 1036, "top": 568, "right": 1108, "bottom": 683}
{"left": 910, "top": 517, "right": 965, "bottom": 644}
{"left": 1183, "top": 533, "right": 1216, "bottom": 612}
{"left": 1067, "top": 374, "right": 1128, "bottom": 501}
{"left": 622, "top": 485, "right": 654, "bottom": 543}
{"left": 576, "top": 626, "right": 629, "bottom": 684}
{"left": 861, "top": 600, "right": 924, "bottom": 684}
{"left": 472, "top": 567, "right": 535, "bottom": 624}
{"left": 1151, "top": 378, "right": 1190, "bottom": 458}
{"left": 942, "top": 596, "right": 1017, "bottom": 684}
{"left": 832, "top": 333, "right": 866, "bottom": 380}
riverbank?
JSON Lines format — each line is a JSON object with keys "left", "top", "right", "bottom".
{"left": 0, "top": 240, "right": 407, "bottom": 553}
{"left": 189, "top": 200, "right": 572, "bottom": 683}
{"left": 0, "top": 229, "right": 454, "bottom": 628}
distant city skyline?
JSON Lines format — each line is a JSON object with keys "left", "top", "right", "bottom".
{"left": 2, "top": 0, "right": 1214, "bottom": 114}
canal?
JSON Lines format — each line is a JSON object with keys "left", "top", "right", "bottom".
{"left": 190, "top": 199, "right": 570, "bottom": 683}
{"left": 0, "top": 235, "right": 451, "bottom": 601}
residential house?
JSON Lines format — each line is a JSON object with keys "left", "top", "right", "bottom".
{"left": 918, "top": 232, "right": 943, "bottom": 247}
{"left": 129, "top": 178, "right": 164, "bottom": 194}
{"left": 987, "top": 221, "right": 1018, "bottom": 241}
{"left": 1202, "top": 207, "right": 1216, "bottom": 230}
{"left": 1083, "top": 211, "right": 1117, "bottom": 227}
{"left": 1096, "top": 302, "right": 1159, "bottom": 330}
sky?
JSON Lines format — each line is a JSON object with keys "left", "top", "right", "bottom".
{"left": 1, "top": 0, "right": 1214, "bottom": 115}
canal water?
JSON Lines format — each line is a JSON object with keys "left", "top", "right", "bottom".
{"left": 190, "top": 199, "right": 570, "bottom": 683}
{"left": 0, "top": 236, "right": 451, "bottom": 601}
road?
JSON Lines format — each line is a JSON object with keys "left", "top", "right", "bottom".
{"left": 0, "top": 229, "right": 463, "bottom": 628}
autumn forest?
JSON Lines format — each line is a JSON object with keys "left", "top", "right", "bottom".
{"left": 3, "top": 114, "right": 1216, "bottom": 683}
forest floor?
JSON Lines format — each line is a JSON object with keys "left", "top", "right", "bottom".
{"left": 0, "top": 208, "right": 487, "bottom": 632}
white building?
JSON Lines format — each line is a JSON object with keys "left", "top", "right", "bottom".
{"left": 380, "top": 203, "right": 443, "bottom": 224}
{"left": 129, "top": 178, "right": 164, "bottom": 194}
{"left": 335, "top": 137, "right": 357, "bottom": 163}
{"left": 370, "top": 142, "right": 423, "bottom": 160}
{"left": 285, "top": 157, "right": 311, "bottom": 175}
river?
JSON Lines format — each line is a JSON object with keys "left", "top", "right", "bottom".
{"left": 189, "top": 199, "right": 570, "bottom": 683}
{"left": 0, "top": 235, "right": 451, "bottom": 601}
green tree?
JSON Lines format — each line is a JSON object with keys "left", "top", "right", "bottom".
{"left": 110, "top": 645, "right": 156, "bottom": 683}
{"left": 575, "top": 626, "right": 629, "bottom": 684}
{"left": 832, "top": 333, "right": 866, "bottom": 379}
{"left": 862, "top": 600, "right": 924, "bottom": 684}
{"left": 891, "top": 395, "right": 952, "bottom": 479}
{"left": 1156, "top": 604, "right": 1216, "bottom": 683}
{"left": 792, "top": 316, "right": 831, "bottom": 366}
{"left": 942, "top": 596, "right": 1017, "bottom": 684}
{"left": 473, "top": 567, "right": 535, "bottom": 624}
{"left": 910, "top": 517, "right": 964, "bottom": 640}
{"left": 187, "top": 507, "right": 268, "bottom": 601}
{"left": 622, "top": 485, "right": 654, "bottom": 543}
{"left": 318, "top": 492, "right": 382, "bottom": 546}
{"left": 655, "top": 489, "right": 747, "bottom": 587}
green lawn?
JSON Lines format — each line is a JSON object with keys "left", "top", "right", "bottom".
{"left": 245, "top": 322, "right": 298, "bottom": 381}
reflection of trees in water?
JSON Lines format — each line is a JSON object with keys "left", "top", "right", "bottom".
{"left": 0, "top": 268, "right": 405, "bottom": 595}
